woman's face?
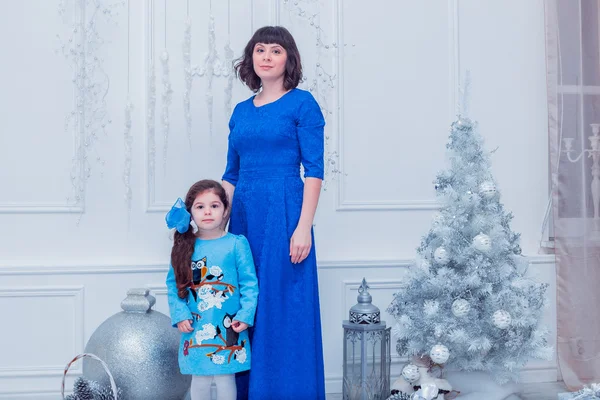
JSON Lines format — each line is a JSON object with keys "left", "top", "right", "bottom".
{"left": 252, "top": 42, "right": 287, "bottom": 83}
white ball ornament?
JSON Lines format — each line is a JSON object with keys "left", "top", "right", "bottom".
{"left": 433, "top": 247, "right": 449, "bottom": 265}
{"left": 430, "top": 344, "right": 450, "bottom": 364}
{"left": 472, "top": 233, "right": 492, "bottom": 252}
{"left": 479, "top": 181, "right": 497, "bottom": 199}
{"left": 451, "top": 299, "right": 470, "bottom": 317}
{"left": 401, "top": 363, "right": 420, "bottom": 383}
{"left": 492, "top": 310, "right": 512, "bottom": 329}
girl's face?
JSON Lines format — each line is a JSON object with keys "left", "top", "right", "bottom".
{"left": 190, "top": 190, "right": 225, "bottom": 235}
{"left": 252, "top": 42, "right": 287, "bottom": 83}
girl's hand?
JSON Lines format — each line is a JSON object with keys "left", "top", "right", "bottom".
{"left": 177, "top": 319, "right": 194, "bottom": 333}
{"left": 232, "top": 320, "right": 248, "bottom": 333}
{"left": 290, "top": 225, "right": 312, "bottom": 264}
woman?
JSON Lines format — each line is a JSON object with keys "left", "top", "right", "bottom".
{"left": 222, "top": 26, "right": 326, "bottom": 399}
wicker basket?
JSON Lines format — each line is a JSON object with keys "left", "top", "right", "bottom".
{"left": 61, "top": 353, "right": 118, "bottom": 400}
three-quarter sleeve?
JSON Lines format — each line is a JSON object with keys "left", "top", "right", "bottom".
{"left": 297, "top": 94, "right": 325, "bottom": 180}
{"left": 233, "top": 235, "right": 259, "bottom": 326}
{"left": 166, "top": 265, "right": 193, "bottom": 327}
{"left": 222, "top": 113, "right": 240, "bottom": 186}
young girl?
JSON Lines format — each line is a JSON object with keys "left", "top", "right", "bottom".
{"left": 222, "top": 26, "right": 326, "bottom": 399}
{"left": 165, "top": 180, "right": 258, "bottom": 400}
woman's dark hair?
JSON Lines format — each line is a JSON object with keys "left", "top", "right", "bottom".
{"left": 171, "top": 180, "right": 229, "bottom": 299}
{"left": 234, "top": 26, "right": 302, "bottom": 92}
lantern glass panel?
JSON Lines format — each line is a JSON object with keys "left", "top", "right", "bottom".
{"left": 343, "top": 327, "right": 390, "bottom": 400}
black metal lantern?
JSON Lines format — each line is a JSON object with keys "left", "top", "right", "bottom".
{"left": 343, "top": 278, "right": 391, "bottom": 400}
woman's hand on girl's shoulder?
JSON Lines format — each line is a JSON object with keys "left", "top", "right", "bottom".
{"left": 177, "top": 319, "right": 194, "bottom": 333}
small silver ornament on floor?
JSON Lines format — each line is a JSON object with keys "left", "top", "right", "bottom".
{"left": 83, "top": 288, "right": 190, "bottom": 400}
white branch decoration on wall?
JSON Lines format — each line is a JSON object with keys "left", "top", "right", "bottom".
{"left": 123, "top": 0, "right": 133, "bottom": 216}
{"left": 58, "top": 0, "right": 124, "bottom": 212}
{"left": 282, "top": 0, "right": 342, "bottom": 189}
{"left": 183, "top": 16, "right": 193, "bottom": 145}
{"left": 160, "top": 1, "right": 173, "bottom": 171}
{"left": 223, "top": 37, "right": 235, "bottom": 115}
{"left": 192, "top": 15, "right": 228, "bottom": 140}
{"left": 147, "top": 48, "right": 157, "bottom": 184}
{"left": 123, "top": 99, "right": 133, "bottom": 213}
{"left": 160, "top": 48, "right": 173, "bottom": 170}
{"left": 185, "top": 0, "right": 233, "bottom": 141}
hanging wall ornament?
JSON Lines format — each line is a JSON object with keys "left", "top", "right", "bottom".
{"left": 182, "top": 14, "right": 192, "bottom": 145}
{"left": 451, "top": 299, "right": 470, "bottom": 317}
{"left": 147, "top": 1, "right": 157, "bottom": 181}
{"left": 429, "top": 344, "right": 450, "bottom": 364}
{"left": 492, "top": 310, "right": 512, "bottom": 329}
{"left": 58, "top": 0, "right": 123, "bottom": 212}
{"left": 123, "top": 99, "right": 133, "bottom": 214}
{"left": 282, "top": 0, "right": 342, "bottom": 189}
{"left": 122, "top": 0, "right": 133, "bottom": 216}
{"left": 160, "top": 1, "right": 173, "bottom": 170}
{"left": 223, "top": 0, "right": 234, "bottom": 116}
{"left": 160, "top": 48, "right": 173, "bottom": 169}
{"left": 433, "top": 247, "right": 450, "bottom": 265}
{"left": 479, "top": 180, "right": 497, "bottom": 199}
{"left": 472, "top": 233, "right": 492, "bottom": 252}
{"left": 190, "top": 1, "right": 230, "bottom": 141}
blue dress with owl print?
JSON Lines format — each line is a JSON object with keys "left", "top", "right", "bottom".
{"left": 166, "top": 233, "right": 258, "bottom": 375}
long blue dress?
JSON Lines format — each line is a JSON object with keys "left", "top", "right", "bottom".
{"left": 222, "top": 88, "right": 326, "bottom": 400}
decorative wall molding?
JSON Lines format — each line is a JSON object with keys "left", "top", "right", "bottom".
{"left": 319, "top": 253, "right": 555, "bottom": 270}
{"left": 0, "top": 3, "right": 85, "bottom": 215}
{"left": 0, "top": 263, "right": 167, "bottom": 276}
{"left": 0, "top": 202, "right": 83, "bottom": 214}
{"left": 0, "top": 254, "right": 554, "bottom": 275}
{"left": 335, "top": 0, "right": 459, "bottom": 212}
{"left": 0, "top": 286, "right": 84, "bottom": 377}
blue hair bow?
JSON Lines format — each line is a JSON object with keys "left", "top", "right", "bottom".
{"left": 166, "top": 198, "right": 191, "bottom": 234}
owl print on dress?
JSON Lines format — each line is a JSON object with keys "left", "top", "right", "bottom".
{"left": 194, "top": 312, "right": 247, "bottom": 365}
{"left": 222, "top": 312, "right": 239, "bottom": 347}
{"left": 189, "top": 256, "right": 236, "bottom": 304}
{"left": 191, "top": 257, "right": 207, "bottom": 285}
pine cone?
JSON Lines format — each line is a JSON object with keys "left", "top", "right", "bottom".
{"left": 64, "top": 395, "right": 78, "bottom": 400}
{"left": 73, "top": 377, "right": 94, "bottom": 400}
{"left": 386, "top": 391, "right": 411, "bottom": 400}
{"left": 93, "top": 386, "right": 122, "bottom": 400}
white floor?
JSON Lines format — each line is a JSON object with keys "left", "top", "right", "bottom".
{"left": 520, "top": 381, "right": 567, "bottom": 400}
{"left": 327, "top": 381, "right": 568, "bottom": 400}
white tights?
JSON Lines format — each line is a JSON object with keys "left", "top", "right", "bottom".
{"left": 190, "top": 374, "right": 236, "bottom": 400}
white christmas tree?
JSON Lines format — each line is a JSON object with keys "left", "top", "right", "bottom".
{"left": 387, "top": 115, "right": 552, "bottom": 384}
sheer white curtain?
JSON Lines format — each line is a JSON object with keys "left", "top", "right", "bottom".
{"left": 546, "top": 0, "right": 600, "bottom": 389}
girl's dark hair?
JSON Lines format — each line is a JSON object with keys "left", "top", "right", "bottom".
{"left": 171, "top": 180, "right": 229, "bottom": 299}
{"left": 234, "top": 26, "right": 302, "bottom": 92}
